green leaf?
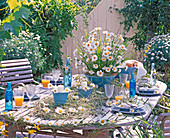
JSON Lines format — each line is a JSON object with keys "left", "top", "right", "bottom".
{"left": 3, "top": 22, "right": 13, "bottom": 31}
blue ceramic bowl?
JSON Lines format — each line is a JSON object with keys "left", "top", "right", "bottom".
{"left": 85, "top": 75, "right": 117, "bottom": 87}
{"left": 78, "top": 88, "right": 92, "bottom": 98}
{"left": 120, "top": 67, "right": 137, "bottom": 74}
{"left": 52, "top": 92, "right": 69, "bottom": 105}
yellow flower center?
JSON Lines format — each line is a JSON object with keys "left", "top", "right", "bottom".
{"left": 104, "top": 53, "right": 107, "bottom": 55}
{"left": 54, "top": 89, "right": 57, "bottom": 92}
{"left": 90, "top": 48, "right": 93, "bottom": 51}
{"left": 121, "top": 46, "right": 124, "bottom": 49}
{"left": 99, "top": 72, "right": 102, "bottom": 75}
{"left": 81, "top": 109, "right": 84, "bottom": 112}
{"left": 114, "top": 52, "right": 117, "bottom": 54}
{"left": 120, "top": 105, "right": 123, "bottom": 107}
{"left": 108, "top": 48, "right": 111, "bottom": 50}
{"left": 74, "top": 121, "right": 77, "bottom": 124}
{"left": 61, "top": 123, "right": 64, "bottom": 126}
{"left": 109, "top": 56, "right": 112, "bottom": 59}
{"left": 0, "top": 122, "right": 3, "bottom": 126}
{"left": 110, "top": 120, "right": 114, "bottom": 123}
{"left": 108, "top": 102, "right": 111, "bottom": 105}
{"left": 65, "top": 67, "right": 69, "bottom": 70}
{"left": 26, "top": 118, "right": 29, "bottom": 121}
{"left": 101, "top": 120, "right": 105, "bottom": 123}
{"left": 107, "top": 68, "right": 110, "bottom": 71}
{"left": 95, "top": 43, "right": 98, "bottom": 45}
{"left": 59, "top": 110, "right": 63, "bottom": 113}
{"left": 72, "top": 110, "right": 74, "bottom": 112}
{"left": 45, "top": 109, "right": 48, "bottom": 112}
{"left": 37, "top": 121, "right": 40, "bottom": 124}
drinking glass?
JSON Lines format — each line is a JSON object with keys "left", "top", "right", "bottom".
{"left": 104, "top": 84, "right": 114, "bottom": 100}
{"left": 25, "top": 84, "right": 36, "bottom": 102}
{"left": 41, "top": 74, "right": 52, "bottom": 88}
{"left": 119, "top": 74, "right": 128, "bottom": 95}
{"left": 13, "top": 87, "right": 25, "bottom": 108}
{"left": 52, "top": 69, "right": 61, "bottom": 86}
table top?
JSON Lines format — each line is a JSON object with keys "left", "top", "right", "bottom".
{"left": 0, "top": 80, "right": 167, "bottom": 130}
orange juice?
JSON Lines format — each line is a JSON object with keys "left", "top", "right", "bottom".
{"left": 115, "top": 96, "right": 123, "bottom": 101}
{"left": 14, "top": 96, "right": 24, "bottom": 106}
{"left": 42, "top": 80, "right": 50, "bottom": 87}
{"left": 126, "top": 81, "right": 130, "bottom": 89}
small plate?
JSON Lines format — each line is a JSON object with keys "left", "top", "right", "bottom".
{"left": 136, "top": 87, "right": 160, "bottom": 96}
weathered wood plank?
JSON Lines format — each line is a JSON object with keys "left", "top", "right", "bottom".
{"left": 0, "top": 66, "right": 32, "bottom": 72}
{"left": 1, "top": 74, "right": 33, "bottom": 81}
{"left": 1, "top": 70, "right": 32, "bottom": 77}
{"left": 1, "top": 61, "right": 30, "bottom": 68}
{"left": 1, "top": 59, "right": 28, "bottom": 64}
{"left": 1, "top": 78, "right": 34, "bottom": 86}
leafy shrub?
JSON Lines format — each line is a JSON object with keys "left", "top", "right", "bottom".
{"left": 2, "top": 31, "right": 46, "bottom": 76}
{"left": 24, "top": 0, "right": 87, "bottom": 72}
{"left": 143, "top": 34, "right": 170, "bottom": 72}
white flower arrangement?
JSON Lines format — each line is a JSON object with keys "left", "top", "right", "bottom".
{"left": 53, "top": 85, "right": 70, "bottom": 93}
{"left": 74, "top": 27, "right": 129, "bottom": 77}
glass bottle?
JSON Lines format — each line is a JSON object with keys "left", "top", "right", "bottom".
{"left": 150, "top": 63, "right": 155, "bottom": 86}
{"left": 5, "top": 82, "right": 13, "bottom": 111}
{"left": 129, "top": 73, "right": 136, "bottom": 98}
{"left": 64, "top": 57, "right": 72, "bottom": 87}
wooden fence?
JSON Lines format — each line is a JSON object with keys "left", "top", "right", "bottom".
{"left": 61, "top": 0, "right": 137, "bottom": 74}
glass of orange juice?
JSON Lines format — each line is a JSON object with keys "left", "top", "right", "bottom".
{"left": 13, "top": 87, "right": 25, "bottom": 107}
{"left": 41, "top": 74, "right": 52, "bottom": 88}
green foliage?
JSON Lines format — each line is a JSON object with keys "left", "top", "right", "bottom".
{"left": 143, "top": 34, "right": 170, "bottom": 72}
{"left": 25, "top": 0, "right": 87, "bottom": 72}
{"left": 0, "top": 0, "right": 10, "bottom": 21}
{"left": 75, "top": 0, "right": 102, "bottom": 14}
{"left": 115, "top": 0, "right": 169, "bottom": 50}
{"left": 2, "top": 31, "right": 46, "bottom": 76}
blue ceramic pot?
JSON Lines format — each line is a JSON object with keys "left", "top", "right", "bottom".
{"left": 52, "top": 92, "right": 69, "bottom": 105}
{"left": 85, "top": 75, "right": 117, "bottom": 87}
{"left": 78, "top": 88, "right": 92, "bottom": 98}
{"left": 120, "top": 67, "right": 137, "bottom": 74}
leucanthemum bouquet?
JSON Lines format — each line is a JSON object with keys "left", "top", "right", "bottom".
{"left": 74, "top": 27, "right": 129, "bottom": 77}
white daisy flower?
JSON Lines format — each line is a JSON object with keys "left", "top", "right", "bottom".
{"left": 103, "top": 51, "right": 109, "bottom": 57}
{"left": 97, "top": 70, "right": 104, "bottom": 77}
{"left": 48, "top": 83, "right": 53, "bottom": 88}
{"left": 102, "top": 57, "right": 106, "bottom": 61}
{"left": 117, "top": 55, "right": 122, "bottom": 60}
{"left": 106, "top": 46, "right": 111, "bottom": 51}
{"left": 43, "top": 107, "right": 50, "bottom": 113}
{"left": 24, "top": 116, "right": 31, "bottom": 123}
{"left": 116, "top": 112, "right": 123, "bottom": 117}
{"left": 119, "top": 45, "right": 127, "bottom": 50}
{"left": 78, "top": 106, "right": 86, "bottom": 112}
{"left": 69, "top": 108, "right": 77, "bottom": 113}
{"left": 92, "top": 37, "right": 97, "bottom": 42}
{"left": 93, "top": 32, "right": 97, "bottom": 37}
{"left": 109, "top": 65, "right": 113, "bottom": 68}
{"left": 35, "top": 119, "right": 41, "bottom": 125}
{"left": 93, "top": 64, "right": 98, "bottom": 69}
{"left": 65, "top": 87, "right": 70, "bottom": 92}
{"left": 93, "top": 41, "right": 99, "bottom": 46}
{"left": 99, "top": 118, "right": 107, "bottom": 125}
{"left": 83, "top": 86, "right": 90, "bottom": 91}
{"left": 73, "top": 49, "right": 78, "bottom": 56}
{"left": 108, "top": 56, "right": 113, "bottom": 61}
{"left": 106, "top": 32, "right": 111, "bottom": 37}
{"left": 110, "top": 119, "right": 114, "bottom": 123}
{"left": 113, "top": 51, "right": 117, "bottom": 55}
{"left": 89, "top": 70, "right": 95, "bottom": 75}
{"left": 82, "top": 67, "right": 88, "bottom": 72}
{"left": 105, "top": 67, "right": 111, "bottom": 72}
{"left": 86, "top": 58, "right": 90, "bottom": 62}
{"left": 95, "top": 27, "right": 102, "bottom": 31}
{"left": 58, "top": 122, "right": 64, "bottom": 127}
{"left": 106, "top": 100, "right": 113, "bottom": 106}
{"left": 86, "top": 42, "right": 91, "bottom": 47}
{"left": 130, "top": 109, "right": 134, "bottom": 113}
{"left": 72, "top": 119, "right": 81, "bottom": 126}
{"left": 119, "top": 35, "right": 124, "bottom": 42}
{"left": 75, "top": 62, "right": 79, "bottom": 68}
{"left": 112, "top": 67, "right": 117, "bottom": 72}
{"left": 55, "top": 107, "right": 65, "bottom": 115}
{"left": 88, "top": 46, "right": 94, "bottom": 54}
{"left": 48, "top": 121, "right": 54, "bottom": 126}
{"left": 106, "top": 37, "right": 111, "bottom": 42}
{"left": 53, "top": 88, "right": 58, "bottom": 93}
{"left": 92, "top": 55, "right": 98, "bottom": 62}
{"left": 83, "top": 42, "right": 86, "bottom": 46}
{"left": 107, "top": 43, "right": 111, "bottom": 46}
{"left": 103, "top": 31, "right": 108, "bottom": 35}
{"left": 72, "top": 95, "right": 79, "bottom": 100}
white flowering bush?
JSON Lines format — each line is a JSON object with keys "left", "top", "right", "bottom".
{"left": 143, "top": 34, "right": 170, "bottom": 72}
{"left": 73, "top": 27, "right": 129, "bottom": 77}
{"left": 2, "top": 31, "right": 46, "bottom": 75}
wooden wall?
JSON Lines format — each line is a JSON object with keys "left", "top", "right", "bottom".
{"left": 61, "top": 0, "right": 137, "bottom": 74}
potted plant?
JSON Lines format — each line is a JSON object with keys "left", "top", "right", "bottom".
{"left": 73, "top": 27, "right": 129, "bottom": 87}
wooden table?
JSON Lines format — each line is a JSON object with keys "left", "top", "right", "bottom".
{"left": 0, "top": 81, "right": 167, "bottom": 138}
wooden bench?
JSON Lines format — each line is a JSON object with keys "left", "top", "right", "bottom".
{"left": 0, "top": 58, "right": 39, "bottom": 90}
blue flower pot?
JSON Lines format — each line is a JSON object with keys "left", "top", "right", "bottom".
{"left": 52, "top": 92, "right": 69, "bottom": 105}
{"left": 85, "top": 75, "right": 117, "bottom": 88}
{"left": 120, "top": 67, "right": 137, "bottom": 74}
{"left": 78, "top": 88, "right": 92, "bottom": 98}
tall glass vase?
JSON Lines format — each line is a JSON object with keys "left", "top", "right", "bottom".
{"left": 64, "top": 57, "right": 72, "bottom": 87}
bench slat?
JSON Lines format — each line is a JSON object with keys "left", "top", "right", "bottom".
{"left": 1, "top": 61, "right": 30, "bottom": 68}
{"left": 1, "top": 78, "right": 34, "bottom": 86}
{"left": 0, "top": 66, "right": 31, "bottom": 72}
{"left": 1, "top": 70, "right": 32, "bottom": 77}
{"left": 1, "top": 74, "right": 33, "bottom": 81}
{"left": 1, "top": 59, "right": 28, "bottom": 64}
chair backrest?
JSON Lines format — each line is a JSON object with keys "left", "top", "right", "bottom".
{"left": 0, "top": 59, "right": 34, "bottom": 86}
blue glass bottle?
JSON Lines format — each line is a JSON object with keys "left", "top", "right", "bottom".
{"left": 130, "top": 73, "right": 136, "bottom": 98}
{"left": 64, "top": 57, "right": 72, "bottom": 87}
{"left": 5, "top": 82, "right": 13, "bottom": 111}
